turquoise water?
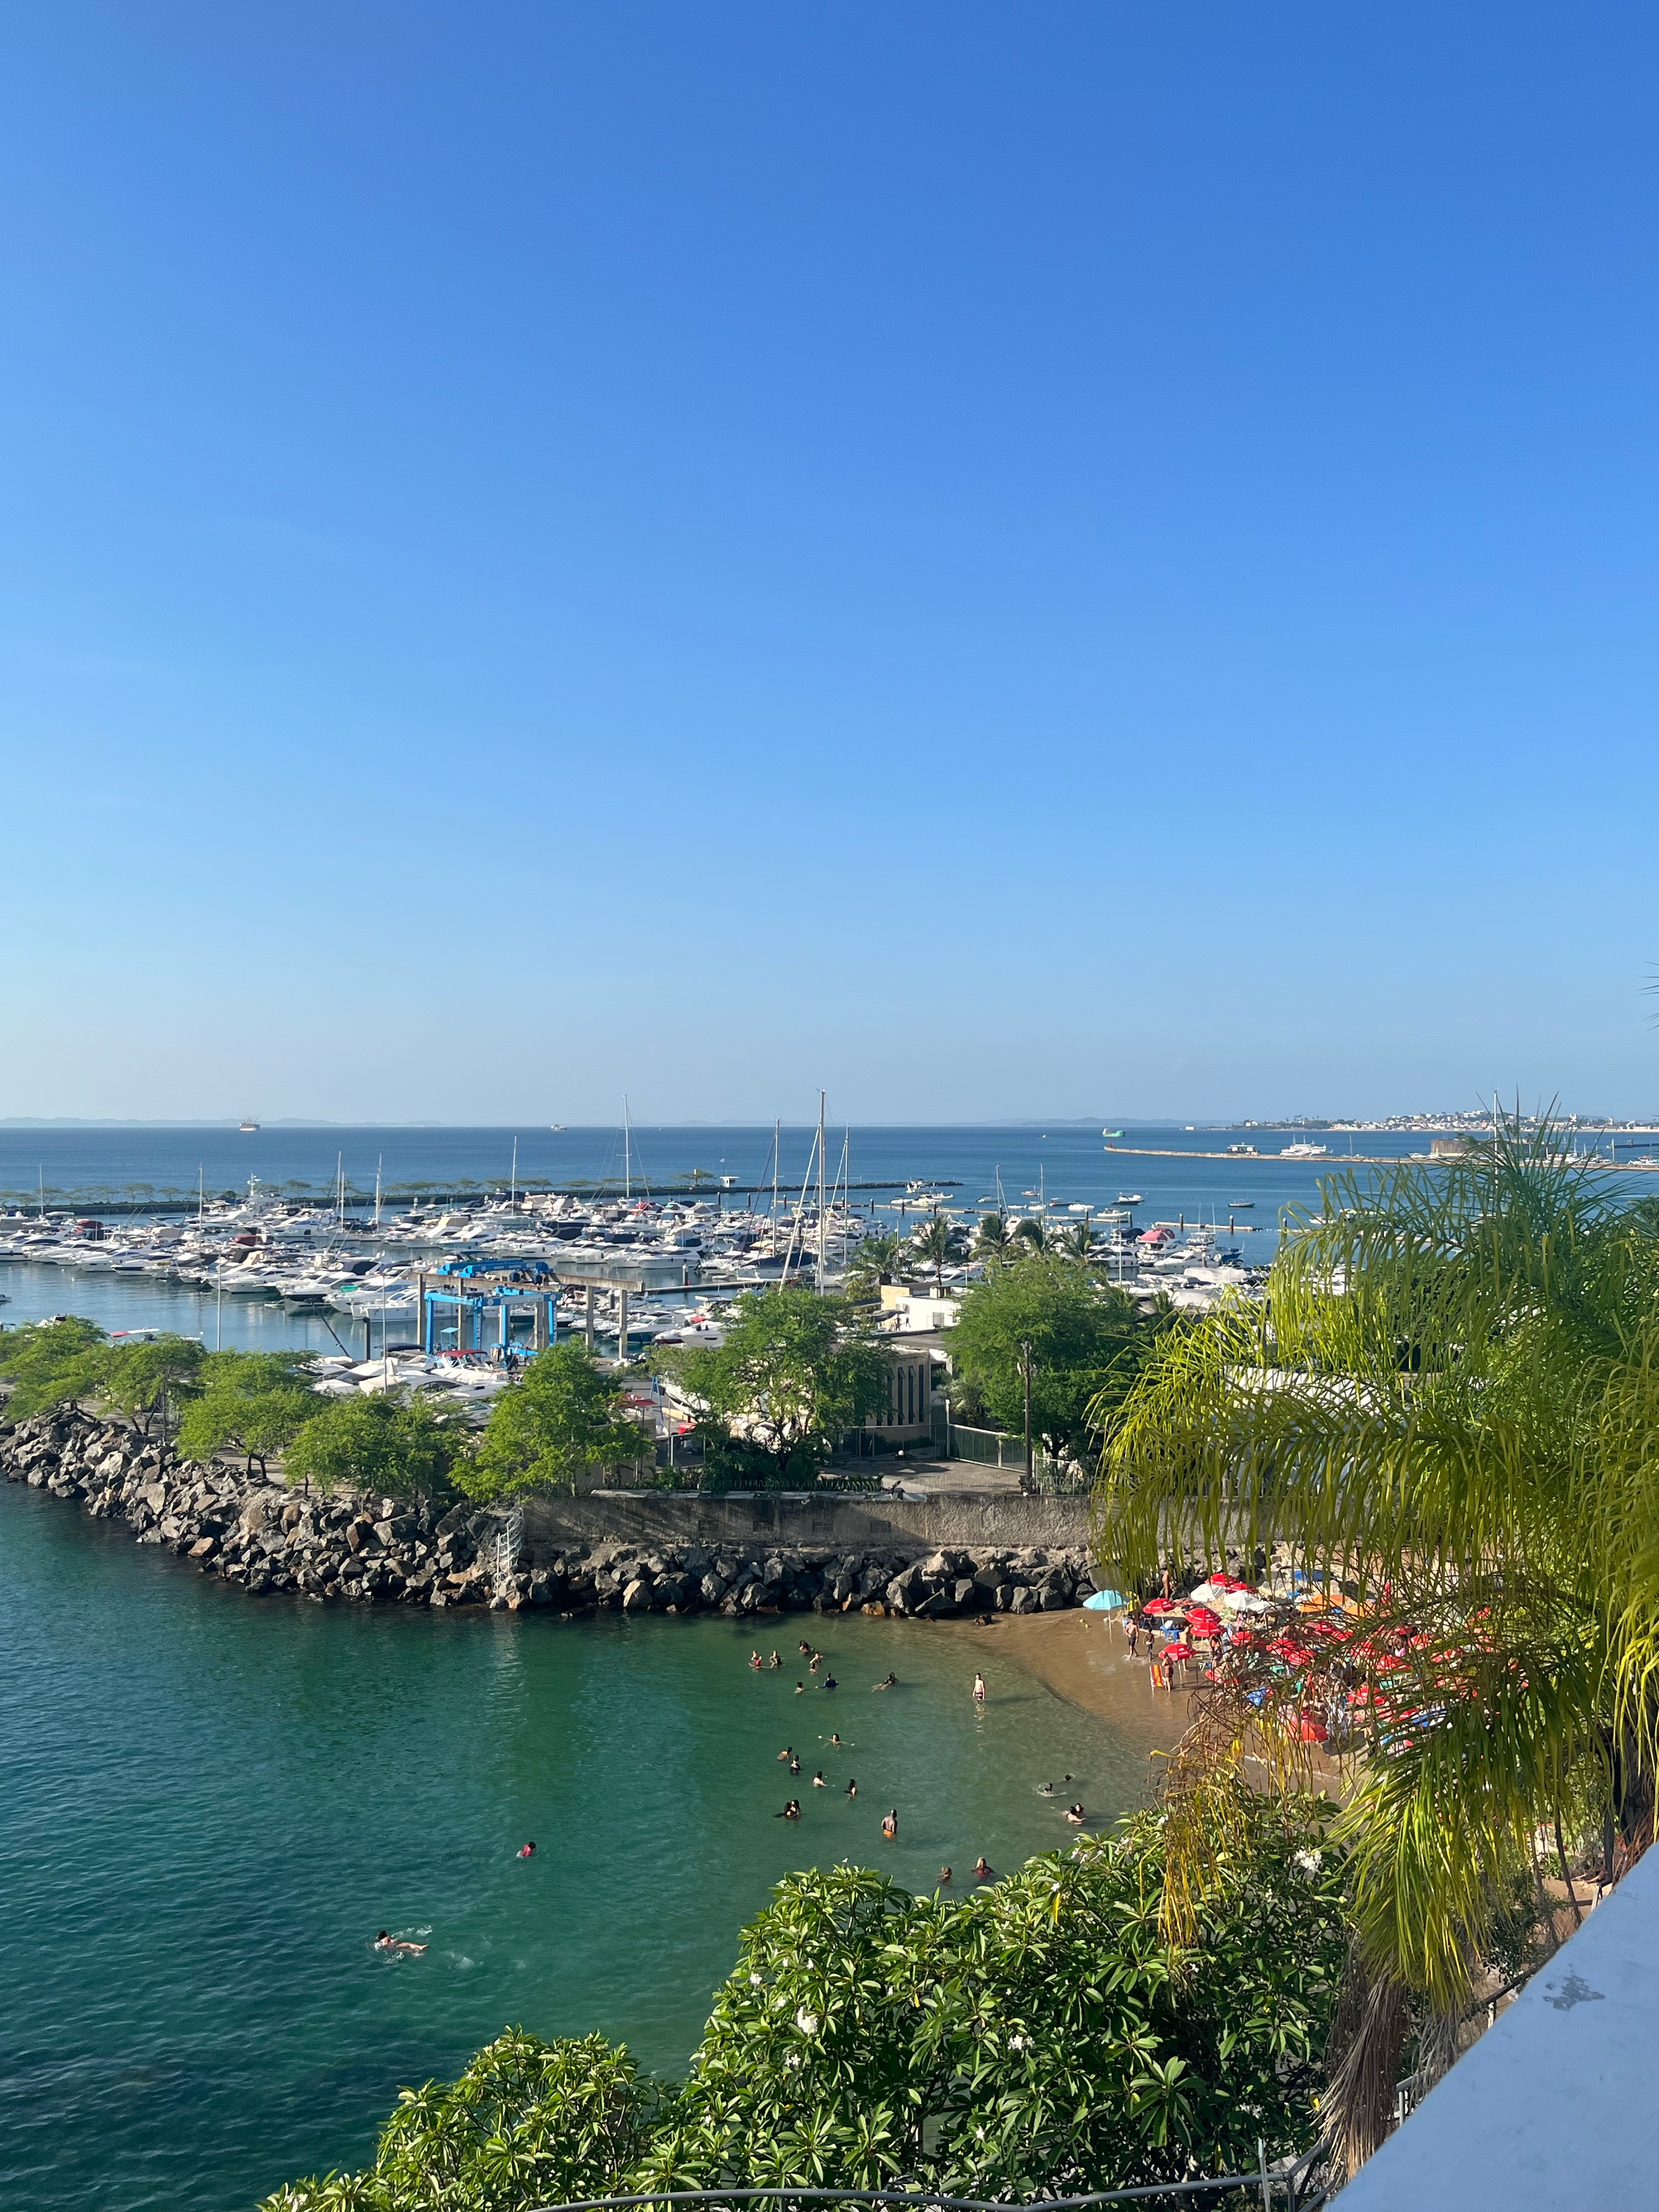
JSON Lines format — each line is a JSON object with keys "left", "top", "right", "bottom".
{"left": 0, "top": 1483, "right": 1156, "bottom": 2212}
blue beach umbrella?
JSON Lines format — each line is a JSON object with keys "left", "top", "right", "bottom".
{"left": 1083, "top": 1589, "right": 1130, "bottom": 1611}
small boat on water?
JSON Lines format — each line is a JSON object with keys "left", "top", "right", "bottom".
{"left": 239, "top": 1119, "right": 259, "bottom": 1133}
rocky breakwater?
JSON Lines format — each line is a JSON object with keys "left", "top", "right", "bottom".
{"left": 567, "top": 1539, "right": 1100, "bottom": 1618}
{"left": 1, "top": 1409, "right": 1105, "bottom": 1619}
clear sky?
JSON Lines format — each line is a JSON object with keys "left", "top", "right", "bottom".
{"left": 4, "top": 3, "right": 1657, "bottom": 1124}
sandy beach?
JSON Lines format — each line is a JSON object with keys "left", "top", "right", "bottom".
{"left": 938, "top": 1606, "right": 1191, "bottom": 1777}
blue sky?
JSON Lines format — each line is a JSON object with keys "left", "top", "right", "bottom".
{"left": 4, "top": 3, "right": 1657, "bottom": 1123}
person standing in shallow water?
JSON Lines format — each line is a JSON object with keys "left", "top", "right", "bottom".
{"left": 973, "top": 1672, "right": 986, "bottom": 1703}
{"left": 881, "top": 1809, "right": 898, "bottom": 1839}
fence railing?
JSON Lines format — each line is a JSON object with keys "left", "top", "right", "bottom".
{"left": 524, "top": 2151, "right": 1333, "bottom": 2212}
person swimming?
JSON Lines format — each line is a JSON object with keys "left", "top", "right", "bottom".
{"left": 939, "top": 1866, "right": 953, "bottom": 1886}
{"left": 812, "top": 1770, "right": 827, "bottom": 1787}
{"left": 788, "top": 1754, "right": 801, "bottom": 1775}
{"left": 375, "top": 1931, "right": 427, "bottom": 1954}
{"left": 768, "top": 1651, "right": 782, "bottom": 1668}
{"left": 1037, "top": 1782, "right": 1055, "bottom": 1797}
{"left": 972, "top": 1857, "right": 994, "bottom": 1882}
{"left": 821, "top": 1673, "right": 837, "bottom": 1691}
{"left": 794, "top": 1680, "right": 806, "bottom": 1693}
{"left": 873, "top": 1673, "right": 897, "bottom": 1690}
{"left": 1065, "top": 1803, "right": 1086, "bottom": 1824}
{"left": 799, "top": 1639, "right": 812, "bottom": 1656}
{"left": 845, "top": 1778, "right": 858, "bottom": 1797}
{"left": 809, "top": 1652, "right": 822, "bottom": 1672}
{"left": 777, "top": 1745, "right": 795, "bottom": 1762}
{"left": 749, "top": 1651, "right": 763, "bottom": 1669}
{"left": 827, "top": 1731, "right": 843, "bottom": 1746}
{"left": 774, "top": 1799, "right": 802, "bottom": 1819}
{"left": 516, "top": 1842, "right": 535, "bottom": 1858}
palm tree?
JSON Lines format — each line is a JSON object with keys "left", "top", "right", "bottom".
{"left": 912, "top": 1210, "right": 968, "bottom": 1294}
{"left": 1013, "top": 1216, "right": 1048, "bottom": 1254}
{"left": 1056, "top": 1212, "right": 1094, "bottom": 1264}
{"left": 844, "top": 1231, "right": 902, "bottom": 1303}
{"left": 1098, "top": 1113, "right": 1659, "bottom": 2173}
{"left": 973, "top": 1212, "right": 1010, "bottom": 1264}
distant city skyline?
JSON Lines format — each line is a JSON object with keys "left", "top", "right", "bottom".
{"left": 4, "top": 4, "right": 1657, "bottom": 1122}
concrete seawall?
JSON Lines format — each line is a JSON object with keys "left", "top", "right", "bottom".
{"left": 523, "top": 1488, "right": 1099, "bottom": 1555}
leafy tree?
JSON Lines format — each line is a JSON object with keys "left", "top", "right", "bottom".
{"left": 285, "top": 1391, "right": 465, "bottom": 1501}
{"left": 1056, "top": 1212, "right": 1095, "bottom": 1264}
{"left": 655, "top": 1286, "right": 894, "bottom": 1485}
{"left": 261, "top": 2030, "right": 658, "bottom": 2212}
{"left": 460, "top": 1344, "right": 642, "bottom": 1500}
{"left": 946, "top": 1252, "right": 1171, "bottom": 1458}
{"left": 176, "top": 1351, "right": 320, "bottom": 1479}
{"left": 263, "top": 1795, "right": 1345, "bottom": 2210}
{"left": 97, "top": 1334, "right": 207, "bottom": 1440}
{"left": 911, "top": 1209, "right": 967, "bottom": 1293}
{"left": 0, "top": 1317, "right": 108, "bottom": 1417}
{"left": 1099, "top": 1113, "right": 1659, "bottom": 2171}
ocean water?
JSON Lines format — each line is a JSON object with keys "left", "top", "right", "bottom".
{"left": 0, "top": 1483, "right": 1165, "bottom": 2212}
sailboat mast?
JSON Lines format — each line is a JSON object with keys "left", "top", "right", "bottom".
{"left": 375, "top": 1154, "right": 383, "bottom": 1230}
{"left": 198, "top": 1163, "right": 204, "bottom": 1226}
{"left": 510, "top": 1137, "right": 517, "bottom": 1214}
{"left": 623, "top": 1097, "right": 631, "bottom": 1202}
{"left": 817, "top": 1090, "right": 827, "bottom": 1286}
{"left": 772, "top": 1118, "right": 780, "bottom": 1222}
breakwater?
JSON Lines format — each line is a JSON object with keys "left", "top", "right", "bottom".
{"left": 0, "top": 1409, "right": 1105, "bottom": 1618}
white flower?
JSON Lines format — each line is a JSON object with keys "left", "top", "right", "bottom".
{"left": 750, "top": 1973, "right": 764, "bottom": 1987}
{"left": 1008, "top": 2033, "right": 1031, "bottom": 2052}
{"left": 783, "top": 2051, "right": 802, "bottom": 2069}
{"left": 1295, "top": 1849, "right": 1323, "bottom": 1877}
{"left": 795, "top": 2007, "right": 820, "bottom": 2036}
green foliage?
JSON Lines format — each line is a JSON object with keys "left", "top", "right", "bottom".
{"left": 842, "top": 1231, "right": 902, "bottom": 1303}
{"left": 0, "top": 1316, "right": 108, "bottom": 1417}
{"left": 0, "top": 1319, "right": 206, "bottom": 1436}
{"left": 460, "top": 1344, "right": 642, "bottom": 1500}
{"left": 910, "top": 1209, "right": 967, "bottom": 1293}
{"left": 946, "top": 1252, "right": 1172, "bottom": 1458}
{"left": 973, "top": 1211, "right": 1010, "bottom": 1262}
{"left": 285, "top": 1391, "right": 465, "bottom": 1500}
{"left": 1099, "top": 1110, "right": 1659, "bottom": 2145}
{"left": 654, "top": 1287, "right": 893, "bottom": 1480}
{"left": 262, "top": 2029, "right": 657, "bottom": 2212}
{"left": 97, "top": 1334, "right": 207, "bottom": 1435}
{"left": 264, "top": 1799, "right": 1345, "bottom": 2210}
{"left": 176, "top": 1351, "right": 321, "bottom": 1477}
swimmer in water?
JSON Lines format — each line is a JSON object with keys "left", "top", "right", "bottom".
{"left": 749, "top": 1651, "right": 763, "bottom": 1669}
{"left": 939, "top": 1866, "right": 953, "bottom": 1886}
{"left": 809, "top": 1652, "right": 822, "bottom": 1673}
{"left": 517, "top": 1842, "right": 535, "bottom": 1858}
{"left": 1037, "top": 1782, "right": 1055, "bottom": 1797}
{"left": 972, "top": 1672, "right": 987, "bottom": 1703}
{"left": 973, "top": 1857, "right": 994, "bottom": 1882}
{"left": 769, "top": 1651, "right": 782, "bottom": 1669}
{"left": 881, "top": 1809, "right": 899, "bottom": 1839}
{"left": 799, "top": 1640, "right": 812, "bottom": 1656}
{"left": 845, "top": 1778, "right": 858, "bottom": 1797}
{"left": 812, "top": 1770, "right": 827, "bottom": 1787}
{"left": 777, "top": 1745, "right": 795, "bottom": 1762}
{"left": 828, "top": 1731, "right": 843, "bottom": 1746}
{"left": 873, "top": 1672, "right": 897, "bottom": 1690}
{"left": 1065, "top": 1803, "right": 1086, "bottom": 1824}
{"left": 375, "top": 1931, "right": 427, "bottom": 1954}
{"left": 821, "top": 1673, "right": 837, "bottom": 1691}
{"left": 794, "top": 1680, "right": 806, "bottom": 1694}
{"left": 788, "top": 1754, "right": 801, "bottom": 1775}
